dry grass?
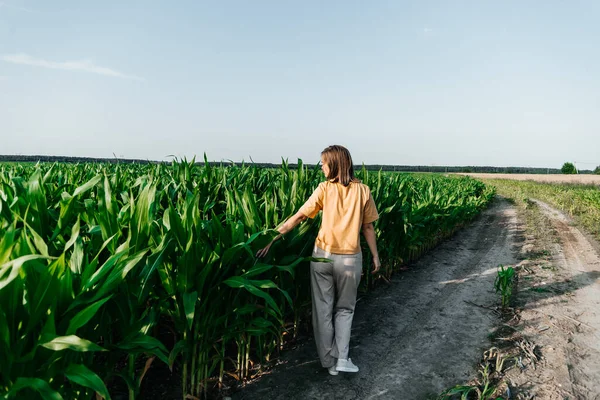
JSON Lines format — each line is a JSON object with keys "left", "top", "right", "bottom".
{"left": 456, "top": 173, "right": 600, "bottom": 186}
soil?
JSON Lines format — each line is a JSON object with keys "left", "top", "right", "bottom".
{"left": 500, "top": 200, "right": 600, "bottom": 400}
{"left": 229, "top": 198, "right": 520, "bottom": 400}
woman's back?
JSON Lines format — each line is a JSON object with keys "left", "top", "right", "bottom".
{"left": 299, "top": 181, "right": 378, "bottom": 255}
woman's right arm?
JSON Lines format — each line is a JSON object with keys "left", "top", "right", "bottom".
{"left": 256, "top": 211, "right": 308, "bottom": 258}
{"left": 256, "top": 183, "right": 322, "bottom": 258}
{"left": 274, "top": 211, "right": 308, "bottom": 238}
{"left": 362, "top": 222, "right": 381, "bottom": 274}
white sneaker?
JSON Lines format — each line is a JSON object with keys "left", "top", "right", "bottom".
{"left": 328, "top": 366, "right": 339, "bottom": 376}
{"left": 336, "top": 358, "right": 359, "bottom": 373}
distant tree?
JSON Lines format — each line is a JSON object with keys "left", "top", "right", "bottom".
{"left": 594, "top": 165, "right": 600, "bottom": 175}
{"left": 561, "top": 162, "right": 577, "bottom": 174}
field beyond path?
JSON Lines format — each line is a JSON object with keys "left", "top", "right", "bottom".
{"left": 457, "top": 173, "right": 600, "bottom": 186}
{"left": 232, "top": 199, "right": 519, "bottom": 400}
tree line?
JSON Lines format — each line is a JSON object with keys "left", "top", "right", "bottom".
{"left": 0, "top": 154, "right": 596, "bottom": 174}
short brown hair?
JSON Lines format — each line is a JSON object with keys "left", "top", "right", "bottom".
{"left": 321, "top": 145, "right": 360, "bottom": 186}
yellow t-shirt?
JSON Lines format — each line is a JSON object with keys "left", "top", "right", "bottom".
{"left": 298, "top": 180, "right": 379, "bottom": 255}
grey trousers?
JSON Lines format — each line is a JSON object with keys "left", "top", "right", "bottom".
{"left": 310, "top": 245, "right": 362, "bottom": 368}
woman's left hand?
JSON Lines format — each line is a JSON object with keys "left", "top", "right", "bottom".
{"left": 371, "top": 257, "right": 381, "bottom": 274}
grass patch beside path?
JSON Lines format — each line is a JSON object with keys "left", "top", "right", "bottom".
{"left": 480, "top": 179, "right": 600, "bottom": 242}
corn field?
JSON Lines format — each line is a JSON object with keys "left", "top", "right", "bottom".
{"left": 0, "top": 159, "right": 495, "bottom": 400}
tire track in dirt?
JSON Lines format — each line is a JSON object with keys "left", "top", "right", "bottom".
{"left": 532, "top": 201, "right": 600, "bottom": 399}
{"left": 232, "top": 198, "right": 519, "bottom": 400}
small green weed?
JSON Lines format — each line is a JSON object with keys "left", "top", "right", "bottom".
{"left": 437, "top": 385, "right": 478, "bottom": 399}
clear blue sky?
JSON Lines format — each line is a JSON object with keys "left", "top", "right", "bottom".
{"left": 1, "top": 1, "right": 599, "bottom": 168}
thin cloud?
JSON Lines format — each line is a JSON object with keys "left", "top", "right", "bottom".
{"left": 0, "top": 1, "right": 35, "bottom": 13}
{"left": 1, "top": 53, "right": 145, "bottom": 81}
{"left": 423, "top": 27, "right": 433, "bottom": 35}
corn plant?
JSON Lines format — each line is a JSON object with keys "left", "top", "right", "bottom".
{"left": 437, "top": 364, "right": 500, "bottom": 400}
{"left": 437, "top": 385, "right": 479, "bottom": 400}
{"left": 494, "top": 265, "right": 515, "bottom": 309}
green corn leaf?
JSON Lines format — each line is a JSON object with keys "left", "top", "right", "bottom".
{"left": 83, "top": 250, "right": 127, "bottom": 291}
{"left": 0, "top": 225, "right": 17, "bottom": 265}
{"left": 168, "top": 339, "right": 187, "bottom": 370}
{"left": 66, "top": 296, "right": 113, "bottom": 335}
{"left": 117, "top": 333, "right": 169, "bottom": 365}
{"left": 40, "top": 335, "right": 106, "bottom": 352}
{"left": 72, "top": 174, "right": 102, "bottom": 198}
{"left": 182, "top": 291, "right": 197, "bottom": 331}
{"left": 308, "top": 257, "right": 334, "bottom": 263}
{"left": 23, "top": 222, "right": 49, "bottom": 257}
{"left": 0, "top": 309, "right": 10, "bottom": 354}
{"left": 233, "top": 304, "right": 261, "bottom": 315}
{"left": 65, "top": 363, "right": 112, "bottom": 400}
{"left": 64, "top": 218, "right": 80, "bottom": 252}
{"left": 224, "top": 276, "right": 282, "bottom": 316}
{"left": 7, "top": 377, "right": 64, "bottom": 400}
{"left": 85, "top": 249, "right": 147, "bottom": 305}
{"left": 138, "top": 237, "right": 172, "bottom": 302}
{"left": 242, "top": 263, "right": 274, "bottom": 278}
{"left": 69, "top": 235, "right": 84, "bottom": 275}
{"left": 0, "top": 254, "right": 49, "bottom": 291}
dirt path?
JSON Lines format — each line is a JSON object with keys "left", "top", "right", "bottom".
{"left": 505, "top": 200, "right": 600, "bottom": 399}
{"left": 231, "top": 199, "right": 519, "bottom": 400}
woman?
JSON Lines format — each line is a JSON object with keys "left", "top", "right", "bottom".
{"left": 257, "top": 145, "right": 381, "bottom": 376}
